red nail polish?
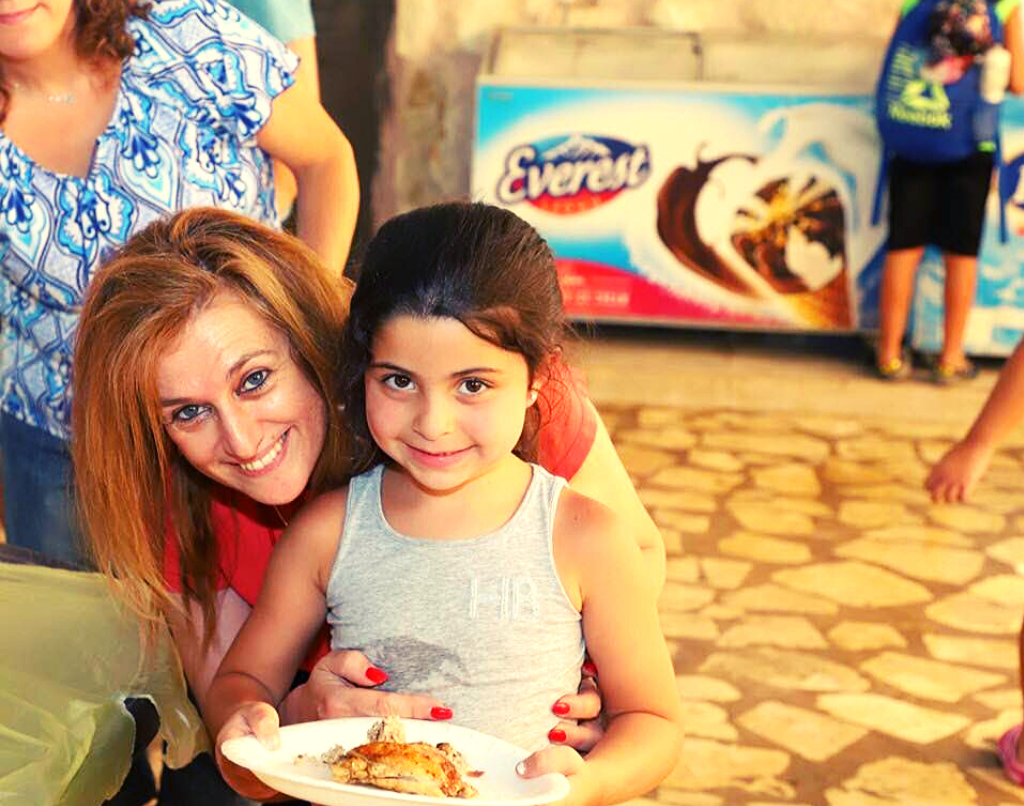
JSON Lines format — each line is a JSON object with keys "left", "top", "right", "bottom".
{"left": 548, "top": 728, "right": 566, "bottom": 743}
{"left": 582, "top": 660, "right": 598, "bottom": 677}
{"left": 552, "top": 701, "right": 570, "bottom": 716}
{"left": 366, "top": 667, "right": 388, "bottom": 684}
{"left": 430, "top": 707, "right": 453, "bottom": 720}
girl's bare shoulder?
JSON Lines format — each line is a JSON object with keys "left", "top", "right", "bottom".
{"left": 553, "top": 486, "right": 631, "bottom": 556}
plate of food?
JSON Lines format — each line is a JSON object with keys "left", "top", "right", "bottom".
{"left": 220, "top": 716, "right": 570, "bottom": 806}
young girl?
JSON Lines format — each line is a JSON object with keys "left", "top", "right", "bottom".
{"left": 205, "top": 202, "right": 683, "bottom": 803}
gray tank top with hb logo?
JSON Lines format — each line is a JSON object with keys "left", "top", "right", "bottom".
{"left": 325, "top": 463, "right": 585, "bottom": 752}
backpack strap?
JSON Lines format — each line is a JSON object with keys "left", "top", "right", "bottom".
{"left": 871, "top": 150, "right": 890, "bottom": 228}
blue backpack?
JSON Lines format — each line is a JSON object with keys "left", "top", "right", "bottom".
{"left": 872, "top": 0, "right": 1014, "bottom": 237}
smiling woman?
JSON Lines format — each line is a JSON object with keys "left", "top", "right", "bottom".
{"left": 156, "top": 291, "right": 328, "bottom": 507}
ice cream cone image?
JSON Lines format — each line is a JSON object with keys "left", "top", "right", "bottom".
{"left": 780, "top": 269, "right": 852, "bottom": 330}
{"left": 656, "top": 159, "right": 853, "bottom": 328}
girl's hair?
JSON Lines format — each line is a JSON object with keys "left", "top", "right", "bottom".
{"left": 0, "top": 0, "right": 144, "bottom": 123}
{"left": 73, "top": 207, "right": 352, "bottom": 637}
{"left": 340, "top": 201, "right": 568, "bottom": 474}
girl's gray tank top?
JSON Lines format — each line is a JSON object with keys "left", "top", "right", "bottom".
{"left": 325, "top": 463, "right": 585, "bottom": 752}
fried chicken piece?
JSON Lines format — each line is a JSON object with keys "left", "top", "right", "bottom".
{"left": 367, "top": 715, "right": 407, "bottom": 744}
{"left": 328, "top": 741, "right": 478, "bottom": 798}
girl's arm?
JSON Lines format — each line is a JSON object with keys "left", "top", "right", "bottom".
{"left": 926, "top": 337, "right": 1024, "bottom": 501}
{"left": 526, "top": 491, "right": 683, "bottom": 806}
{"left": 256, "top": 57, "right": 359, "bottom": 275}
{"left": 569, "top": 400, "right": 666, "bottom": 591}
{"left": 205, "top": 488, "right": 349, "bottom": 799}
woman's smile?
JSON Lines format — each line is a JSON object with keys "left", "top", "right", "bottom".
{"left": 236, "top": 429, "right": 289, "bottom": 476}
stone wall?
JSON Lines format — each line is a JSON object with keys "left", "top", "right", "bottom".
{"left": 374, "top": 0, "right": 904, "bottom": 222}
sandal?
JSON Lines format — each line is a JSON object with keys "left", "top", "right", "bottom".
{"left": 998, "top": 723, "right": 1024, "bottom": 785}
{"left": 931, "top": 357, "right": 979, "bottom": 385}
{"left": 874, "top": 349, "right": 912, "bottom": 381}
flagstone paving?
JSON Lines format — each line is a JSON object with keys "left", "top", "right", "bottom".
{"left": 602, "top": 404, "right": 1024, "bottom": 806}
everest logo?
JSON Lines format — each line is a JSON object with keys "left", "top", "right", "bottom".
{"left": 496, "top": 134, "right": 650, "bottom": 214}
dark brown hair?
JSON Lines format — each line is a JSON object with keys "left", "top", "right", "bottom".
{"left": 340, "top": 201, "right": 569, "bottom": 474}
{"left": 0, "top": 0, "right": 145, "bottom": 123}
{"left": 73, "top": 207, "right": 352, "bottom": 636}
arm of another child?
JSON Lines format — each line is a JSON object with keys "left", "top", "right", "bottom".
{"left": 257, "top": 56, "right": 359, "bottom": 275}
{"left": 205, "top": 487, "right": 349, "bottom": 800}
{"left": 1006, "top": 4, "right": 1024, "bottom": 94}
{"left": 927, "top": 338, "right": 1024, "bottom": 502}
{"left": 520, "top": 489, "right": 683, "bottom": 806}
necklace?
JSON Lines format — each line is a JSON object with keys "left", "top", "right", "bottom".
{"left": 273, "top": 505, "right": 289, "bottom": 528}
{"left": 10, "top": 80, "right": 76, "bottom": 105}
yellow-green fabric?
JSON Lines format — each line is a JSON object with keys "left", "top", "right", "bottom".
{"left": 0, "top": 563, "right": 206, "bottom": 806}
{"left": 901, "top": 0, "right": 1021, "bottom": 22}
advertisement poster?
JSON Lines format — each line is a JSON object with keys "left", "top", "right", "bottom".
{"left": 911, "top": 95, "right": 1024, "bottom": 357}
{"left": 473, "top": 83, "right": 889, "bottom": 332}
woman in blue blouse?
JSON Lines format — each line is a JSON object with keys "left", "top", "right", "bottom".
{"left": 0, "top": 0, "right": 358, "bottom": 569}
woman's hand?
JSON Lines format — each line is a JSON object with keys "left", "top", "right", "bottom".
{"left": 279, "top": 649, "right": 451, "bottom": 725}
{"left": 548, "top": 662, "right": 605, "bottom": 752}
{"left": 214, "top": 702, "right": 284, "bottom": 801}
{"left": 925, "top": 437, "right": 995, "bottom": 503}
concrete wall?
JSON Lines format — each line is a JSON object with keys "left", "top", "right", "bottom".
{"left": 374, "top": 0, "right": 904, "bottom": 223}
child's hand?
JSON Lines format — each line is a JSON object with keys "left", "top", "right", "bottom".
{"left": 516, "top": 746, "right": 593, "bottom": 806}
{"left": 925, "top": 437, "right": 995, "bottom": 503}
{"left": 214, "top": 702, "right": 284, "bottom": 800}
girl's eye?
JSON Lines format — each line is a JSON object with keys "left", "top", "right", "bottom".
{"left": 172, "top": 404, "right": 208, "bottom": 424}
{"left": 241, "top": 369, "right": 269, "bottom": 393}
{"left": 383, "top": 373, "right": 415, "bottom": 391}
{"left": 459, "top": 378, "right": 489, "bottom": 395}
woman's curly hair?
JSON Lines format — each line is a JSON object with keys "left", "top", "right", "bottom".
{"left": 0, "top": 0, "right": 146, "bottom": 123}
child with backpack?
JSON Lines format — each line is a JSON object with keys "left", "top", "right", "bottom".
{"left": 873, "top": 0, "right": 1024, "bottom": 382}
{"left": 204, "top": 202, "right": 684, "bottom": 803}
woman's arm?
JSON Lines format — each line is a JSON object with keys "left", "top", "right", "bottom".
{"left": 569, "top": 400, "right": 666, "bottom": 591}
{"left": 523, "top": 492, "right": 683, "bottom": 806}
{"left": 257, "top": 56, "right": 359, "bottom": 274}
{"left": 165, "top": 587, "right": 253, "bottom": 718}
{"left": 926, "top": 337, "right": 1024, "bottom": 501}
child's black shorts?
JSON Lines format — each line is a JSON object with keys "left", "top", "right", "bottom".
{"left": 887, "top": 151, "right": 995, "bottom": 256}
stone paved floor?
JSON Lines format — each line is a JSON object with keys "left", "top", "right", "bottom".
{"left": 577, "top": 329, "right": 1024, "bottom": 806}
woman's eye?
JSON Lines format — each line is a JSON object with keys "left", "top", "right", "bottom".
{"left": 383, "top": 374, "right": 414, "bottom": 391}
{"left": 172, "top": 404, "right": 207, "bottom": 424}
{"left": 459, "top": 378, "right": 489, "bottom": 395}
{"left": 241, "top": 369, "right": 269, "bottom": 393}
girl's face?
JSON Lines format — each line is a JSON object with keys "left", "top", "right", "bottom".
{"left": 364, "top": 315, "right": 539, "bottom": 493}
{"left": 0, "top": 0, "right": 74, "bottom": 62}
{"left": 156, "top": 289, "right": 327, "bottom": 506}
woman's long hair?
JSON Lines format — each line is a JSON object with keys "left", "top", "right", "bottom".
{"left": 73, "top": 208, "right": 352, "bottom": 637}
{"left": 0, "top": 0, "right": 145, "bottom": 124}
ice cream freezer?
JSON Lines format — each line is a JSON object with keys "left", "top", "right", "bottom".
{"left": 470, "top": 26, "right": 1024, "bottom": 355}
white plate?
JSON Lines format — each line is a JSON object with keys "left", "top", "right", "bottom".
{"left": 221, "top": 717, "right": 570, "bottom": 806}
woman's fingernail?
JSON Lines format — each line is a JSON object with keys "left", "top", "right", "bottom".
{"left": 430, "top": 707, "right": 453, "bottom": 720}
{"left": 516, "top": 761, "right": 527, "bottom": 776}
{"left": 552, "top": 701, "right": 570, "bottom": 716}
{"left": 548, "top": 728, "right": 567, "bottom": 743}
{"left": 366, "top": 667, "right": 388, "bottom": 684}
{"left": 582, "top": 660, "right": 598, "bottom": 677}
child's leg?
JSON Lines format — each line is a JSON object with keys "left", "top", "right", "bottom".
{"left": 877, "top": 246, "right": 925, "bottom": 366}
{"left": 939, "top": 252, "right": 979, "bottom": 368}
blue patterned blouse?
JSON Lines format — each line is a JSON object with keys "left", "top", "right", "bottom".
{"left": 0, "top": 0, "right": 296, "bottom": 441}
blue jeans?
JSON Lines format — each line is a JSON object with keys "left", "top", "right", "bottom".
{"left": 0, "top": 413, "right": 87, "bottom": 566}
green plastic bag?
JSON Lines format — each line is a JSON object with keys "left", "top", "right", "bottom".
{"left": 0, "top": 562, "right": 206, "bottom": 805}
